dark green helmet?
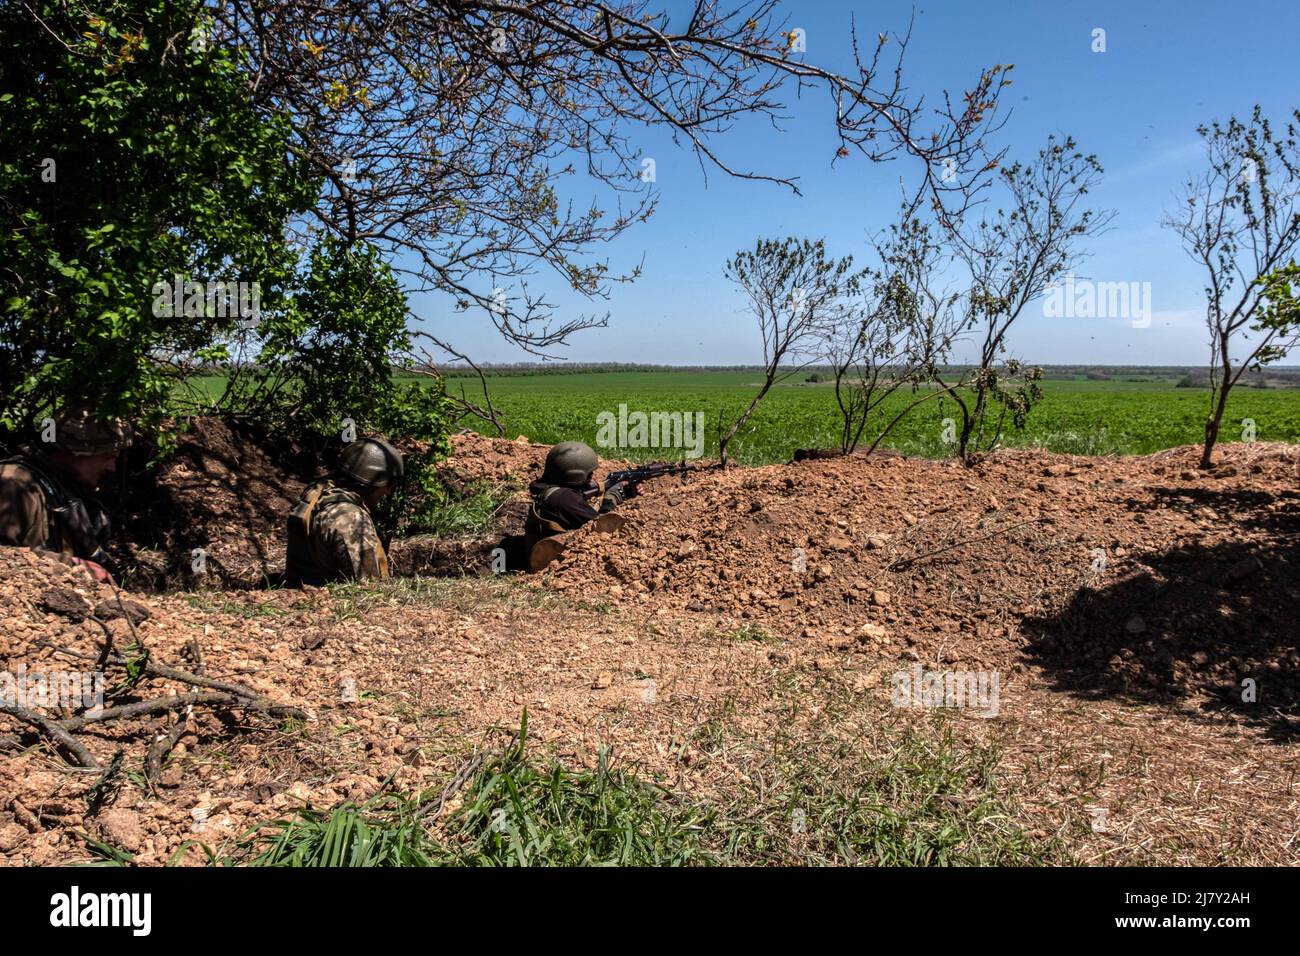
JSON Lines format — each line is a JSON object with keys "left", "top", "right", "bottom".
{"left": 337, "top": 437, "right": 404, "bottom": 489}
{"left": 544, "top": 441, "right": 598, "bottom": 486}
{"left": 52, "top": 406, "right": 133, "bottom": 456}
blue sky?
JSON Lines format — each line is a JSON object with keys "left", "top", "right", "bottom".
{"left": 415, "top": 0, "right": 1300, "bottom": 366}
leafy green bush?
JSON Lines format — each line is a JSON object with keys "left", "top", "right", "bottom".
{"left": 0, "top": 1, "right": 455, "bottom": 468}
{"left": 0, "top": 0, "right": 315, "bottom": 437}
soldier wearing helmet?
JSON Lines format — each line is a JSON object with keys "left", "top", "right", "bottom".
{"left": 0, "top": 407, "right": 132, "bottom": 584}
{"left": 285, "top": 437, "right": 404, "bottom": 586}
{"left": 523, "top": 441, "right": 632, "bottom": 571}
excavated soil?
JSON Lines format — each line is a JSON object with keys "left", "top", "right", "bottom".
{"left": 2, "top": 431, "right": 1298, "bottom": 866}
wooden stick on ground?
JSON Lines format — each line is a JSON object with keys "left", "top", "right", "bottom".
{"left": 0, "top": 702, "right": 100, "bottom": 769}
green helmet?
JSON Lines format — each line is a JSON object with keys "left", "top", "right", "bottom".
{"left": 337, "top": 437, "right": 404, "bottom": 489}
{"left": 544, "top": 441, "right": 598, "bottom": 486}
{"left": 51, "top": 406, "right": 133, "bottom": 456}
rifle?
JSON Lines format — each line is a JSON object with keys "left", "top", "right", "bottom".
{"left": 605, "top": 461, "right": 714, "bottom": 494}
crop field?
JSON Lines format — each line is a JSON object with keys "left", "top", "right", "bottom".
{"left": 437, "top": 369, "right": 1300, "bottom": 464}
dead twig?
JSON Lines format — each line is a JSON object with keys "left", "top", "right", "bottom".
{"left": 0, "top": 702, "right": 100, "bottom": 769}
{"left": 61, "top": 692, "right": 306, "bottom": 730}
{"left": 414, "top": 750, "right": 489, "bottom": 820}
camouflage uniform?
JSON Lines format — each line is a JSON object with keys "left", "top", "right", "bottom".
{"left": 0, "top": 409, "right": 128, "bottom": 571}
{"left": 284, "top": 479, "right": 389, "bottom": 585}
{"left": 0, "top": 454, "right": 112, "bottom": 558}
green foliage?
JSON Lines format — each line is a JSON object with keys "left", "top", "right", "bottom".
{"left": 1253, "top": 263, "right": 1300, "bottom": 366}
{"left": 750, "top": 719, "right": 1061, "bottom": 866}
{"left": 395, "top": 478, "right": 515, "bottom": 538}
{"left": 81, "top": 706, "right": 1063, "bottom": 868}
{"left": 0, "top": 1, "right": 453, "bottom": 466}
{"left": 0, "top": 0, "right": 316, "bottom": 437}
{"left": 224, "top": 796, "right": 443, "bottom": 867}
{"left": 229, "top": 238, "right": 417, "bottom": 436}
{"left": 731, "top": 622, "right": 774, "bottom": 643}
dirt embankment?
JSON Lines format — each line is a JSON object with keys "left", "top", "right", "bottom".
{"left": 2, "top": 429, "right": 1297, "bottom": 865}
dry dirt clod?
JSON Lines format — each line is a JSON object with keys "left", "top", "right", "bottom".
{"left": 39, "top": 588, "right": 90, "bottom": 622}
{"left": 1222, "top": 555, "right": 1263, "bottom": 587}
{"left": 93, "top": 598, "right": 151, "bottom": 625}
{"left": 98, "top": 809, "right": 145, "bottom": 853}
{"left": 858, "top": 623, "right": 889, "bottom": 644}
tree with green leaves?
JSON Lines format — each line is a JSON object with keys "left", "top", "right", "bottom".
{"left": 1, "top": 0, "right": 452, "bottom": 461}
{"left": 1164, "top": 107, "right": 1300, "bottom": 467}
{"left": 721, "top": 237, "right": 862, "bottom": 465}
{"left": 0, "top": 0, "right": 315, "bottom": 440}
{"left": 823, "top": 215, "right": 963, "bottom": 456}
{"left": 943, "top": 136, "right": 1112, "bottom": 462}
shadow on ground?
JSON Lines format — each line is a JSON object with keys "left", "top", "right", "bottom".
{"left": 1022, "top": 487, "right": 1300, "bottom": 742}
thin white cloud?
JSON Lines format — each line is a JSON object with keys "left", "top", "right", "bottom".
{"left": 1105, "top": 140, "right": 1205, "bottom": 186}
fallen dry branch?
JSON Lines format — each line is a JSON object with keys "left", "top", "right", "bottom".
{"left": 63, "top": 692, "right": 306, "bottom": 730}
{"left": 5, "top": 618, "right": 306, "bottom": 770}
{"left": 146, "top": 718, "right": 191, "bottom": 783}
{"left": 0, "top": 702, "right": 101, "bottom": 769}
{"left": 415, "top": 750, "right": 489, "bottom": 820}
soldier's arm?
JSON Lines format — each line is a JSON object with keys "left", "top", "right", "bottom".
{"left": 545, "top": 487, "right": 604, "bottom": 528}
{"left": 0, "top": 468, "right": 49, "bottom": 549}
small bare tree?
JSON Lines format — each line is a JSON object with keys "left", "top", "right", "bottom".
{"left": 721, "top": 238, "right": 862, "bottom": 465}
{"left": 824, "top": 217, "right": 963, "bottom": 454}
{"left": 1164, "top": 107, "right": 1300, "bottom": 467}
{"left": 944, "top": 135, "right": 1112, "bottom": 462}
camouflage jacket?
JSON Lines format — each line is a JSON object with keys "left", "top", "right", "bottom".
{"left": 0, "top": 455, "right": 111, "bottom": 560}
{"left": 285, "top": 480, "right": 388, "bottom": 586}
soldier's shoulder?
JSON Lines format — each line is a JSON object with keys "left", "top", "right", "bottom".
{"left": 0, "top": 459, "right": 41, "bottom": 489}
{"left": 314, "top": 488, "right": 371, "bottom": 527}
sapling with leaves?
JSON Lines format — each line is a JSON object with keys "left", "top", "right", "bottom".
{"left": 942, "top": 135, "right": 1112, "bottom": 462}
{"left": 1164, "top": 107, "right": 1300, "bottom": 467}
{"left": 721, "top": 238, "right": 863, "bottom": 465}
{"left": 824, "top": 216, "right": 964, "bottom": 455}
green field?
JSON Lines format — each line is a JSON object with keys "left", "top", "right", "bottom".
{"left": 184, "top": 369, "right": 1300, "bottom": 465}
{"left": 438, "top": 370, "right": 1300, "bottom": 465}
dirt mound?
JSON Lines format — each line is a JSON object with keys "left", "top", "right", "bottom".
{"left": 6, "top": 429, "right": 1297, "bottom": 865}
{"left": 116, "top": 417, "right": 316, "bottom": 588}
{"left": 441, "top": 429, "right": 549, "bottom": 485}
{"left": 541, "top": 442, "right": 1300, "bottom": 732}
{"left": 0, "top": 547, "right": 329, "bottom": 864}
{"left": 113, "top": 424, "right": 553, "bottom": 588}
{"left": 392, "top": 431, "right": 648, "bottom": 577}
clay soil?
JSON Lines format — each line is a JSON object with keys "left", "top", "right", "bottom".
{"left": 2, "top": 427, "right": 1298, "bottom": 866}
